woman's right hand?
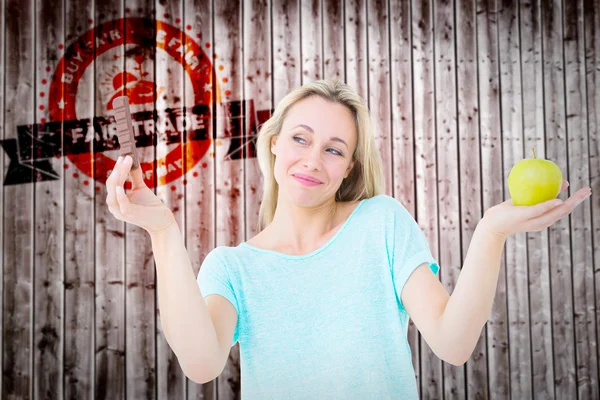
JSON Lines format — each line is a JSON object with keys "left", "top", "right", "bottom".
{"left": 105, "top": 155, "right": 176, "bottom": 235}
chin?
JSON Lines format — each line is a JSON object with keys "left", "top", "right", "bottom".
{"left": 290, "top": 188, "right": 339, "bottom": 208}
{"left": 290, "top": 191, "right": 321, "bottom": 205}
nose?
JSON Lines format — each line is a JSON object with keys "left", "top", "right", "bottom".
{"left": 302, "top": 146, "right": 323, "bottom": 171}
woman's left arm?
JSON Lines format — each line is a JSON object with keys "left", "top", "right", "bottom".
{"left": 403, "top": 180, "right": 591, "bottom": 366}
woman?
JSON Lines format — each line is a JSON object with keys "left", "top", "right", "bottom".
{"left": 105, "top": 79, "right": 591, "bottom": 399}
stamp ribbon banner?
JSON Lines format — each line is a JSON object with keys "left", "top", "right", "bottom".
{"left": 0, "top": 17, "right": 270, "bottom": 187}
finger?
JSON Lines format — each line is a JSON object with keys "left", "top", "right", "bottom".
{"left": 107, "top": 204, "right": 126, "bottom": 220}
{"left": 567, "top": 187, "right": 592, "bottom": 207}
{"left": 115, "top": 185, "right": 136, "bottom": 216}
{"left": 529, "top": 187, "right": 591, "bottom": 227}
{"left": 122, "top": 155, "right": 147, "bottom": 189}
{"left": 115, "top": 185, "right": 149, "bottom": 227}
{"left": 119, "top": 155, "right": 134, "bottom": 187}
{"left": 520, "top": 198, "right": 564, "bottom": 220}
{"left": 129, "top": 160, "right": 146, "bottom": 188}
{"left": 106, "top": 156, "right": 123, "bottom": 207}
{"left": 540, "top": 187, "right": 591, "bottom": 216}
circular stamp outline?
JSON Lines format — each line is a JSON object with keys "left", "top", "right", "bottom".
{"left": 48, "top": 17, "right": 217, "bottom": 188}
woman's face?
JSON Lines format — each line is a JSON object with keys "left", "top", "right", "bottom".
{"left": 271, "top": 96, "right": 357, "bottom": 206}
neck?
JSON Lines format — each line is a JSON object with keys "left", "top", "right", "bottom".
{"left": 268, "top": 196, "right": 340, "bottom": 254}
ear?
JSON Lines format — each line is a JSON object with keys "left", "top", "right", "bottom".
{"left": 271, "top": 135, "right": 278, "bottom": 155}
{"left": 344, "top": 159, "right": 356, "bottom": 179}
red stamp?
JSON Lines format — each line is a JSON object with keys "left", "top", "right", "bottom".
{"left": 48, "top": 17, "right": 215, "bottom": 189}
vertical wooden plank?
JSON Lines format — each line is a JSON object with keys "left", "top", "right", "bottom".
{"left": 301, "top": 0, "right": 322, "bottom": 82}
{"left": 563, "top": 0, "right": 598, "bottom": 398}
{"left": 213, "top": 0, "right": 244, "bottom": 397}
{"left": 273, "top": 0, "right": 301, "bottom": 104}
{"left": 33, "top": 0, "right": 65, "bottom": 398}
{"left": 433, "top": 0, "right": 466, "bottom": 398}
{"left": 243, "top": 0, "right": 271, "bottom": 243}
{"left": 498, "top": 0, "right": 533, "bottom": 398}
{"left": 183, "top": 0, "right": 217, "bottom": 398}
{"left": 2, "top": 0, "right": 34, "bottom": 398}
{"left": 121, "top": 4, "right": 157, "bottom": 399}
{"left": 0, "top": 0, "right": 4, "bottom": 394}
{"left": 412, "top": 0, "right": 443, "bottom": 398}
{"left": 322, "top": 0, "right": 344, "bottom": 80}
{"left": 61, "top": 0, "right": 95, "bottom": 397}
{"left": 456, "top": 0, "right": 488, "bottom": 397}
{"left": 64, "top": 2, "right": 96, "bottom": 399}
{"left": 154, "top": 2, "right": 187, "bottom": 399}
{"left": 583, "top": 0, "right": 600, "bottom": 396}
{"left": 367, "top": 0, "right": 392, "bottom": 192}
{"left": 541, "top": 0, "right": 577, "bottom": 397}
{"left": 477, "top": 0, "right": 510, "bottom": 398}
{"left": 344, "top": 0, "right": 367, "bottom": 99}
{"left": 389, "top": 0, "right": 421, "bottom": 390}
{"left": 520, "top": 0, "right": 555, "bottom": 397}
{"left": 94, "top": 2, "right": 126, "bottom": 398}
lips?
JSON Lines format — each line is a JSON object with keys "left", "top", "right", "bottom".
{"left": 292, "top": 173, "right": 322, "bottom": 184}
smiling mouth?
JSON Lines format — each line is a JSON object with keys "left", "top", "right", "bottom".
{"left": 293, "top": 174, "right": 322, "bottom": 185}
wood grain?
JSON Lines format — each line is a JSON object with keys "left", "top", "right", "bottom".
{"left": 62, "top": 0, "right": 95, "bottom": 398}
{"left": 344, "top": 0, "right": 368, "bottom": 99}
{"left": 433, "top": 0, "right": 467, "bottom": 397}
{"left": 367, "top": 0, "right": 392, "bottom": 195}
{"left": 583, "top": 0, "right": 600, "bottom": 397}
{"left": 478, "top": 0, "right": 510, "bottom": 398}
{"left": 563, "top": 0, "right": 598, "bottom": 398}
{"left": 33, "top": 0, "right": 65, "bottom": 398}
{"left": 0, "top": 0, "right": 4, "bottom": 393}
{"left": 120, "top": 4, "right": 158, "bottom": 400}
{"left": 94, "top": 4, "right": 126, "bottom": 399}
{"left": 213, "top": 0, "right": 244, "bottom": 397}
{"left": 155, "top": 1, "right": 188, "bottom": 399}
{"left": 498, "top": 0, "right": 534, "bottom": 398}
{"left": 243, "top": 0, "right": 271, "bottom": 243}
{"left": 456, "top": 0, "right": 489, "bottom": 398}
{"left": 301, "top": 0, "right": 323, "bottom": 82}
{"left": 3, "top": 0, "right": 34, "bottom": 398}
{"left": 390, "top": 0, "right": 421, "bottom": 390}
{"left": 520, "top": 0, "right": 556, "bottom": 398}
{"left": 184, "top": 0, "right": 218, "bottom": 397}
{"left": 412, "top": 0, "right": 444, "bottom": 398}
{"left": 323, "top": 0, "right": 344, "bottom": 80}
{"left": 541, "top": 0, "right": 577, "bottom": 397}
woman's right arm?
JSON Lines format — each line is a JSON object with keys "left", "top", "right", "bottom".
{"left": 105, "top": 155, "right": 235, "bottom": 384}
{"left": 150, "top": 221, "right": 232, "bottom": 384}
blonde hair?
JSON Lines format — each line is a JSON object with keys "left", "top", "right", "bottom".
{"left": 255, "top": 79, "right": 385, "bottom": 232}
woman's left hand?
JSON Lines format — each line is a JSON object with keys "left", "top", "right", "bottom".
{"left": 481, "top": 180, "right": 592, "bottom": 240}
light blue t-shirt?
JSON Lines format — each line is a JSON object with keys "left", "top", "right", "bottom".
{"left": 197, "top": 194, "right": 439, "bottom": 399}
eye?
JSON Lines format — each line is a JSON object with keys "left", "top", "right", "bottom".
{"left": 293, "top": 136, "right": 307, "bottom": 144}
{"left": 293, "top": 136, "right": 344, "bottom": 156}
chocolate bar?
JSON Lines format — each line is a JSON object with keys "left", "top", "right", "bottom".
{"left": 112, "top": 96, "right": 141, "bottom": 170}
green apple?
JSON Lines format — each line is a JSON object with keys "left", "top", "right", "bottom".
{"left": 507, "top": 148, "right": 563, "bottom": 206}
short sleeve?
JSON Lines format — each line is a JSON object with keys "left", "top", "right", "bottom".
{"left": 387, "top": 199, "right": 439, "bottom": 311}
{"left": 196, "top": 248, "right": 240, "bottom": 347}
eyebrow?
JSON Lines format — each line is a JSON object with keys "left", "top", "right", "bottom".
{"left": 291, "top": 124, "right": 348, "bottom": 148}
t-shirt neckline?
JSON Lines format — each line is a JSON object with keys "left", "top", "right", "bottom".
{"left": 240, "top": 198, "right": 369, "bottom": 260}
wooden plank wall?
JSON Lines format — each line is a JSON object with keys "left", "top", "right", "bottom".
{"left": 1, "top": 0, "right": 599, "bottom": 399}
